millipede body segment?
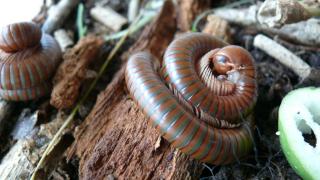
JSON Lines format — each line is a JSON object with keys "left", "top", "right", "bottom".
{"left": 125, "top": 33, "right": 257, "bottom": 164}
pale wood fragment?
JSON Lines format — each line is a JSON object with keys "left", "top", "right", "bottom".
{"left": 90, "top": 6, "right": 128, "bottom": 32}
{"left": 214, "top": 5, "right": 259, "bottom": 26}
{"left": 128, "top": 0, "right": 140, "bottom": 22}
{"left": 42, "top": 0, "right": 80, "bottom": 34}
{"left": 253, "top": 34, "right": 311, "bottom": 79}
{"left": 276, "top": 18, "right": 320, "bottom": 46}
{"left": 258, "top": 0, "right": 311, "bottom": 27}
{"left": 54, "top": 29, "right": 74, "bottom": 52}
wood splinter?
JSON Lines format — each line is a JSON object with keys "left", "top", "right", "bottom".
{"left": 42, "top": 0, "right": 80, "bottom": 34}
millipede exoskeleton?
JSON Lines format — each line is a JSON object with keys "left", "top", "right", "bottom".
{"left": 125, "top": 33, "right": 257, "bottom": 164}
{"left": 0, "top": 22, "right": 61, "bottom": 101}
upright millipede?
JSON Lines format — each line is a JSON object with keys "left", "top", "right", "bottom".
{"left": 0, "top": 22, "right": 61, "bottom": 101}
{"left": 125, "top": 33, "right": 257, "bottom": 164}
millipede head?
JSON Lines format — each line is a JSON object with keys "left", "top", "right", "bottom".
{"left": 210, "top": 45, "right": 255, "bottom": 76}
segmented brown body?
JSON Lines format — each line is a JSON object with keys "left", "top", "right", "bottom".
{"left": 125, "top": 33, "right": 257, "bottom": 164}
{"left": 0, "top": 22, "right": 61, "bottom": 101}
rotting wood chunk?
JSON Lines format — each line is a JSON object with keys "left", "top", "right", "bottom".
{"left": 50, "top": 36, "right": 103, "bottom": 109}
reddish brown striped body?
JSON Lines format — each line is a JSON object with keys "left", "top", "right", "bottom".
{"left": 125, "top": 33, "right": 257, "bottom": 164}
{"left": 0, "top": 22, "right": 61, "bottom": 101}
{"left": 0, "top": 22, "right": 42, "bottom": 53}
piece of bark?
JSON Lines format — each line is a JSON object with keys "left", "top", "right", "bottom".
{"left": 42, "top": 0, "right": 80, "bottom": 34}
{"left": 50, "top": 35, "right": 104, "bottom": 109}
{"left": 0, "top": 111, "right": 70, "bottom": 179}
{"left": 176, "top": 0, "right": 211, "bottom": 31}
{"left": 202, "top": 14, "right": 232, "bottom": 44}
{"left": 67, "top": 1, "right": 203, "bottom": 179}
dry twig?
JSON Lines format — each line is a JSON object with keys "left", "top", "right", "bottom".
{"left": 253, "top": 34, "right": 311, "bottom": 79}
{"left": 42, "top": 0, "right": 80, "bottom": 34}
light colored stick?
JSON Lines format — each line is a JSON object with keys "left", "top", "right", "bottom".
{"left": 128, "top": 0, "right": 140, "bottom": 22}
{"left": 42, "top": 0, "right": 80, "bottom": 34}
{"left": 54, "top": 29, "right": 74, "bottom": 52}
{"left": 253, "top": 34, "right": 311, "bottom": 79}
{"left": 214, "top": 5, "right": 258, "bottom": 26}
{"left": 90, "top": 6, "right": 128, "bottom": 32}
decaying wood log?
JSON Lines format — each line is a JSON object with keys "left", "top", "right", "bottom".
{"left": 176, "top": 0, "right": 211, "bottom": 31}
{"left": 50, "top": 36, "right": 104, "bottom": 109}
{"left": 67, "top": 1, "right": 204, "bottom": 179}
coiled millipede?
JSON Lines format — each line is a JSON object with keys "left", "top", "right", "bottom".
{"left": 0, "top": 22, "right": 61, "bottom": 101}
{"left": 125, "top": 33, "right": 257, "bottom": 164}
